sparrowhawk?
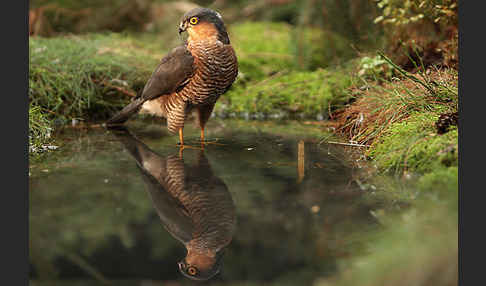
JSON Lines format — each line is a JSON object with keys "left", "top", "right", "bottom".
{"left": 106, "top": 8, "right": 238, "bottom": 147}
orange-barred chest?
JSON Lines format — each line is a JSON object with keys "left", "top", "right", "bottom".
{"left": 179, "top": 40, "right": 238, "bottom": 105}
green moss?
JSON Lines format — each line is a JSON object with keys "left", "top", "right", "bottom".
{"left": 369, "top": 111, "right": 458, "bottom": 174}
{"left": 216, "top": 68, "right": 353, "bottom": 119}
{"left": 291, "top": 26, "right": 355, "bottom": 70}
{"left": 229, "top": 22, "right": 295, "bottom": 83}
{"left": 231, "top": 22, "right": 294, "bottom": 56}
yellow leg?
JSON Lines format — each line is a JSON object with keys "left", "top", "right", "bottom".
{"left": 179, "top": 146, "right": 184, "bottom": 159}
{"left": 199, "top": 127, "right": 225, "bottom": 146}
{"left": 179, "top": 128, "right": 184, "bottom": 146}
{"left": 200, "top": 128, "right": 205, "bottom": 149}
{"left": 176, "top": 127, "right": 203, "bottom": 151}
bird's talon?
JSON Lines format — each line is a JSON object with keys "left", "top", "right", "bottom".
{"left": 176, "top": 144, "right": 204, "bottom": 151}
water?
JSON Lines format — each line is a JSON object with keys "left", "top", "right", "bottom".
{"left": 29, "top": 119, "right": 381, "bottom": 286}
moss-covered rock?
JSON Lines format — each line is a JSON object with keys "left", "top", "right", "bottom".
{"left": 368, "top": 112, "right": 458, "bottom": 174}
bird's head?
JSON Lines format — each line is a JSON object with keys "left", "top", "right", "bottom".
{"left": 179, "top": 7, "right": 229, "bottom": 44}
{"left": 177, "top": 248, "right": 224, "bottom": 281}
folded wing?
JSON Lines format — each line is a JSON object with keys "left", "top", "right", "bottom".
{"left": 106, "top": 46, "right": 194, "bottom": 125}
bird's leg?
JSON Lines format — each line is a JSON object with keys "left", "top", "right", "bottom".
{"left": 201, "top": 126, "right": 204, "bottom": 148}
{"left": 199, "top": 125, "right": 225, "bottom": 146}
{"left": 200, "top": 131, "right": 226, "bottom": 146}
{"left": 177, "top": 127, "right": 203, "bottom": 150}
{"left": 178, "top": 129, "right": 185, "bottom": 158}
{"left": 179, "top": 145, "right": 184, "bottom": 159}
{"left": 179, "top": 128, "right": 184, "bottom": 146}
{"left": 200, "top": 131, "right": 225, "bottom": 145}
{"left": 196, "top": 105, "right": 224, "bottom": 146}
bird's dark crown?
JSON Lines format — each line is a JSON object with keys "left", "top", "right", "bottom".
{"left": 181, "top": 8, "right": 223, "bottom": 24}
{"left": 181, "top": 7, "right": 229, "bottom": 44}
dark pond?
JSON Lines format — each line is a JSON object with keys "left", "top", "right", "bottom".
{"left": 29, "top": 119, "right": 382, "bottom": 286}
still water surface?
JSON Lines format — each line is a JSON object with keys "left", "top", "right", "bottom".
{"left": 29, "top": 119, "right": 381, "bottom": 285}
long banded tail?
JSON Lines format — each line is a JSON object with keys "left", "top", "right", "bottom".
{"left": 106, "top": 97, "right": 146, "bottom": 125}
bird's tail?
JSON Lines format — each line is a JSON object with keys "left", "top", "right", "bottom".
{"left": 109, "top": 126, "right": 150, "bottom": 165}
{"left": 106, "top": 97, "right": 146, "bottom": 125}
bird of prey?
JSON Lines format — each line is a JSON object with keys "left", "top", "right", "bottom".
{"left": 107, "top": 8, "right": 238, "bottom": 147}
{"left": 112, "top": 127, "right": 236, "bottom": 281}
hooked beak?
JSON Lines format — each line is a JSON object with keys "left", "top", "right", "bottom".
{"left": 179, "top": 22, "right": 187, "bottom": 34}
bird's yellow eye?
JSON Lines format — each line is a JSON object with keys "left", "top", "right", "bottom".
{"left": 189, "top": 17, "right": 199, "bottom": 25}
{"left": 187, "top": 266, "right": 198, "bottom": 276}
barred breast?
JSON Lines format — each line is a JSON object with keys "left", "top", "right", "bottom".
{"left": 180, "top": 40, "right": 238, "bottom": 105}
{"left": 141, "top": 40, "right": 237, "bottom": 134}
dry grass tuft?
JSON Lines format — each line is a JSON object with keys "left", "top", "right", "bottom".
{"left": 331, "top": 66, "right": 457, "bottom": 146}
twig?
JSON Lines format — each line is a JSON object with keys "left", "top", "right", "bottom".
{"left": 318, "top": 133, "right": 334, "bottom": 145}
{"left": 326, "top": 141, "right": 370, "bottom": 147}
{"left": 297, "top": 140, "right": 305, "bottom": 183}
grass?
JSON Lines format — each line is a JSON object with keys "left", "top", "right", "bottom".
{"left": 29, "top": 33, "right": 164, "bottom": 123}
{"left": 332, "top": 65, "right": 457, "bottom": 143}
{"left": 318, "top": 51, "right": 458, "bottom": 286}
{"left": 28, "top": 32, "right": 168, "bottom": 155}
{"left": 29, "top": 105, "right": 53, "bottom": 155}
{"left": 330, "top": 54, "right": 458, "bottom": 175}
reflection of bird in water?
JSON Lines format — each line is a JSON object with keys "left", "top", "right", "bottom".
{"left": 112, "top": 128, "right": 236, "bottom": 281}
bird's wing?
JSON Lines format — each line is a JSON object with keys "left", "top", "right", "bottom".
{"left": 140, "top": 46, "right": 194, "bottom": 101}
{"left": 111, "top": 128, "right": 193, "bottom": 244}
{"left": 139, "top": 167, "right": 194, "bottom": 244}
{"left": 106, "top": 46, "right": 194, "bottom": 125}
